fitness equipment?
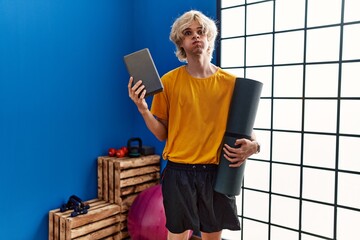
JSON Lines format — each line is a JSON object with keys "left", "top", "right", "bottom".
{"left": 127, "top": 137, "right": 142, "bottom": 158}
{"left": 127, "top": 185, "right": 194, "bottom": 240}
{"left": 214, "top": 78, "right": 263, "bottom": 196}
{"left": 127, "top": 185, "right": 167, "bottom": 240}
{"left": 60, "top": 195, "right": 90, "bottom": 217}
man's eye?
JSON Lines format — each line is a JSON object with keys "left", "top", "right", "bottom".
{"left": 183, "top": 31, "right": 191, "bottom": 36}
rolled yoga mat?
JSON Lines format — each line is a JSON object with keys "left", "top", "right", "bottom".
{"left": 214, "top": 77, "right": 263, "bottom": 196}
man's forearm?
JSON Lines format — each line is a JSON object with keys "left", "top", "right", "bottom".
{"left": 140, "top": 109, "right": 167, "bottom": 141}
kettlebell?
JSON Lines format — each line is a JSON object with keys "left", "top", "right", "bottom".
{"left": 127, "top": 137, "right": 142, "bottom": 158}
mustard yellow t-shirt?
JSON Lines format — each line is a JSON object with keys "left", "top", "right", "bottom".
{"left": 150, "top": 66, "right": 236, "bottom": 164}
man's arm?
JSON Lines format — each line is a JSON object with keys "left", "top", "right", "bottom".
{"left": 128, "top": 77, "right": 167, "bottom": 141}
{"left": 140, "top": 109, "right": 168, "bottom": 141}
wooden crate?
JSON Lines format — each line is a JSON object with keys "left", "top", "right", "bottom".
{"left": 97, "top": 155, "right": 161, "bottom": 210}
{"left": 49, "top": 199, "right": 129, "bottom": 240}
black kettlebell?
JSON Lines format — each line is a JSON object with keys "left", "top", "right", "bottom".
{"left": 127, "top": 137, "right": 142, "bottom": 158}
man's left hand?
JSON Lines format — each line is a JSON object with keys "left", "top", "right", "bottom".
{"left": 223, "top": 138, "right": 257, "bottom": 167}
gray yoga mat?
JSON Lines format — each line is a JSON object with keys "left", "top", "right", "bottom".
{"left": 214, "top": 77, "right": 263, "bottom": 196}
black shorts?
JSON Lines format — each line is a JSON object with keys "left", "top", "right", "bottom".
{"left": 161, "top": 161, "right": 241, "bottom": 234}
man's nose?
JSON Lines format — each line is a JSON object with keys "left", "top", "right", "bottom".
{"left": 192, "top": 32, "right": 200, "bottom": 39}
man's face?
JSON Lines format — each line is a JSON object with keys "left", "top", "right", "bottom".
{"left": 180, "top": 21, "right": 209, "bottom": 57}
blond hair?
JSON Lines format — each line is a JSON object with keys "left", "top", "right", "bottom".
{"left": 169, "top": 10, "right": 218, "bottom": 62}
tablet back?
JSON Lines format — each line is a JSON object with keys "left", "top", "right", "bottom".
{"left": 124, "top": 48, "right": 163, "bottom": 97}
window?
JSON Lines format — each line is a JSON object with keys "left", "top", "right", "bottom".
{"left": 218, "top": 0, "right": 360, "bottom": 239}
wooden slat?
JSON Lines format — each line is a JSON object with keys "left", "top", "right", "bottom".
{"left": 54, "top": 208, "right": 73, "bottom": 240}
{"left": 118, "top": 155, "right": 160, "bottom": 169}
{"left": 97, "top": 157, "right": 103, "bottom": 200}
{"left": 102, "top": 233, "right": 120, "bottom": 240}
{"left": 120, "top": 165, "right": 160, "bottom": 179}
{"left": 49, "top": 209, "right": 60, "bottom": 240}
{"left": 65, "top": 216, "right": 72, "bottom": 240}
{"left": 114, "top": 161, "right": 121, "bottom": 205}
{"left": 119, "top": 220, "right": 127, "bottom": 231}
{"left": 103, "top": 159, "right": 109, "bottom": 202}
{"left": 108, "top": 159, "right": 114, "bottom": 203}
{"left": 102, "top": 230, "right": 128, "bottom": 240}
{"left": 70, "top": 215, "right": 121, "bottom": 238}
{"left": 120, "top": 172, "right": 160, "bottom": 188}
{"left": 67, "top": 204, "right": 120, "bottom": 229}
{"left": 119, "top": 213, "right": 127, "bottom": 223}
{"left": 73, "top": 223, "right": 121, "bottom": 240}
{"left": 120, "top": 180, "right": 159, "bottom": 196}
{"left": 60, "top": 215, "right": 67, "bottom": 240}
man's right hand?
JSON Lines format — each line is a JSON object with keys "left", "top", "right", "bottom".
{"left": 128, "top": 77, "right": 149, "bottom": 114}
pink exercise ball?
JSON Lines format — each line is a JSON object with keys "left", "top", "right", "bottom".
{"left": 127, "top": 184, "right": 193, "bottom": 240}
{"left": 127, "top": 184, "right": 167, "bottom": 240}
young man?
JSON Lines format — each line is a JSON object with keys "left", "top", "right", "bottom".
{"left": 128, "top": 10, "right": 259, "bottom": 240}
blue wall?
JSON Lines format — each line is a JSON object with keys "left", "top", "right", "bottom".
{"left": 0, "top": 0, "right": 215, "bottom": 239}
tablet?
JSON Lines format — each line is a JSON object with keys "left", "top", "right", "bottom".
{"left": 124, "top": 48, "right": 164, "bottom": 97}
